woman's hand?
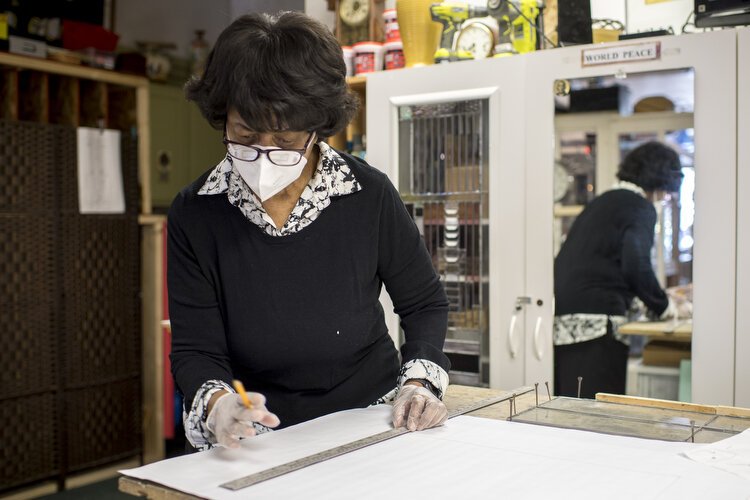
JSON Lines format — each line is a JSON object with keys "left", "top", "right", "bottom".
{"left": 391, "top": 382, "right": 448, "bottom": 431}
{"left": 206, "top": 391, "right": 280, "bottom": 448}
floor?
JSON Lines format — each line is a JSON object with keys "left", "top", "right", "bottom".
{"left": 36, "top": 478, "right": 130, "bottom": 500}
{"left": 35, "top": 432, "right": 186, "bottom": 499}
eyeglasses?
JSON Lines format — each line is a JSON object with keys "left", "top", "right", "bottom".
{"left": 223, "top": 132, "right": 315, "bottom": 167}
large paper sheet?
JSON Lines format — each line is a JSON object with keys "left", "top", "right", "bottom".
{"left": 682, "top": 429, "right": 750, "bottom": 480}
{"left": 76, "top": 127, "right": 125, "bottom": 214}
{"left": 121, "top": 406, "right": 750, "bottom": 499}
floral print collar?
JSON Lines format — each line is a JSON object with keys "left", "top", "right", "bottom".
{"left": 198, "top": 141, "right": 362, "bottom": 236}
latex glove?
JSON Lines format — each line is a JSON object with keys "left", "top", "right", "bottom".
{"left": 392, "top": 384, "right": 448, "bottom": 432}
{"left": 206, "top": 392, "right": 280, "bottom": 448}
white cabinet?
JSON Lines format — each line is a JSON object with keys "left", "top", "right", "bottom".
{"left": 368, "top": 30, "right": 744, "bottom": 403}
{"left": 368, "top": 56, "right": 539, "bottom": 389}
{"left": 525, "top": 30, "right": 738, "bottom": 405}
{"left": 735, "top": 27, "right": 750, "bottom": 408}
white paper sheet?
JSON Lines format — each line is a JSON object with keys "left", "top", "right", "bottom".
{"left": 76, "top": 127, "right": 125, "bottom": 214}
{"left": 121, "top": 406, "right": 750, "bottom": 499}
{"left": 682, "top": 428, "right": 750, "bottom": 481}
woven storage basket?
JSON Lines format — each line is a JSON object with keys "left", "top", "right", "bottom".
{"left": 0, "top": 392, "right": 59, "bottom": 491}
{"left": 60, "top": 215, "right": 140, "bottom": 386}
{"left": 0, "top": 120, "right": 59, "bottom": 214}
{"left": 64, "top": 377, "right": 141, "bottom": 471}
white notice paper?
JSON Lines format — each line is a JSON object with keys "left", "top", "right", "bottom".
{"left": 76, "top": 127, "right": 125, "bottom": 214}
{"left": 121, "top": 406, "right": 750, "bottom": 499}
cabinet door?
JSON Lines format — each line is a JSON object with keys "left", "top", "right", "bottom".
{"left": 187, "top": 103, "right": 226, "bottom": 182}
{"left": 736, "top": 27, "right": 750, "bottom": 407}
{"left": 525, "top": 31, "right": 737, "bottom": 403}
{"left": 149, "top": 84, "right": 189, "bottom": 208}
{"left": 368, "top": 57, "right": 529, "bottom": 389}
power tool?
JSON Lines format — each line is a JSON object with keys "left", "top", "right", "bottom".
{"left": 430, "top": 3, "right": 489, "bottom": 63}
{"left": 487, "top": 0, "right": 544, "bottom": 56}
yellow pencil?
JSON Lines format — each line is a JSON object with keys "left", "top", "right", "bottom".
{"left": 232, "top": 379, "right": 254, "bottom": 409}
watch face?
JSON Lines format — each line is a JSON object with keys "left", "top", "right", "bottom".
{"left": 340, "top": 0, "right": 369, "bottom": 27}
{"left": 456, "top": 23, "right": 494, "bottom": 59}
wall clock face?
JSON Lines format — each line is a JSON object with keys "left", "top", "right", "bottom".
{"left": 456, "top": 22, "right": 495, "bottom": 59}
{"left": 340, "top": 0, "right": 369, "bottom": 27}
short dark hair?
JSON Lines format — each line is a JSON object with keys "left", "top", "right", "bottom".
{"left": 616, "top": 141, "right": 683, "bottom": 192}
{"left": 185, "top": 11, "right": 358, "bottom": 138}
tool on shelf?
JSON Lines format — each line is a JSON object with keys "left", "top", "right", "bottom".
{"left": 430, "top": 3, "right": 489, "bottom": 63}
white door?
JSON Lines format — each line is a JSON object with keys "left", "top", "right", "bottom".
{"left": 367, "top": 56, "right": 530, "bottom": 390}
{"left": 524, "top": 30, "right": 738, "bottom": 404}
{"left": 736, "top": 27, "right": 750, "bottom": 408}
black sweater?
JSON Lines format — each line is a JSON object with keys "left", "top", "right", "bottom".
{"left": 167, "top": 153, "right": 450, "bottom": 428}
{"left": 554, "top": 189, "right": 669, "bottom": 318}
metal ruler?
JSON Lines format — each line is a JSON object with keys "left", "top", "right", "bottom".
{"left": 220, "top": 387, "right": 533, "bottom": 491}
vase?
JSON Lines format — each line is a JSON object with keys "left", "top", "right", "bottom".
{"left": 396, "top": 0, "right": 443, "bottom": 67}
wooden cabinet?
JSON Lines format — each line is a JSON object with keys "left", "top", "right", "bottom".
{"left": 149, "top": 83, "right": 224, "bottom": 209}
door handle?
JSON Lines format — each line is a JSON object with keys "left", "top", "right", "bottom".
{"left": 533, "top": 316, "right": 544, "bottom": 360}
{"left": 508, "top": 311, "right": 519, "bottom": 359}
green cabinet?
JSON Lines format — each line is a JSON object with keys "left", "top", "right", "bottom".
{"left": 149, "top": 83, "right": 225, "bottom": 208}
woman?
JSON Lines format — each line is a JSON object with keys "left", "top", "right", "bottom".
{"left": 553, "top": 141, "right": 683, "bottom": 398}
{"left": 168, "top": 11, "right": 450, "bottom": 451}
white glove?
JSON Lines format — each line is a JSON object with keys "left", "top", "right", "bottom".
{"left": 391, "top": 384, "right": 448, "bottom": 432}
{"left": 206, "top": 392, "right": 280, "bottom": 448}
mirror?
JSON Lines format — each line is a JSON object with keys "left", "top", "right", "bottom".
{"left": 551, "top": 68, "right": 695, "bottom": 399}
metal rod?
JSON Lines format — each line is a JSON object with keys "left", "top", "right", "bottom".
{"left": 545, "top": 381, "right": 552, "bottom": 401}
{"left": 690, "top": 420, "right": 695, "bottom": 443}
{"left": 577, "top": 376, "right": 583, "bottom": 399}
{"left": 535, "top": 383, "right": 539, "bottom": 407}
{"left": 508, "top": 398, "right": 513, "bottom": 421}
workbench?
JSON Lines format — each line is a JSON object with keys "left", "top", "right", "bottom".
{"left": 119, "top": 384, "right": 750, "bottom": 499}
{"left": 619, "top": 320, "right": 692, "bottom": 341}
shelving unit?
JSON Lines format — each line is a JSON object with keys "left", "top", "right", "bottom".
{"left": 0, "top": 52, "right": 164, "bottom": 494}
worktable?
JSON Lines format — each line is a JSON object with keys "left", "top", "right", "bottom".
{"left": 119, "top": 384, "right": 749, "bottom": 499}
{"left": 119, "top": 384, "right": 536, "bottom": 499}
{"left": 618, "top": 320, "right": 692, "bottom": 341}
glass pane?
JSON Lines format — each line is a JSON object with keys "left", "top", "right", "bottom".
{"left": 398, "top": 99, "right": 489, "bottom": 386}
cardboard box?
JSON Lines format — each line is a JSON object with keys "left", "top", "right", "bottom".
{"left": 642, "top": 340, "right": 691, "bottom": 368}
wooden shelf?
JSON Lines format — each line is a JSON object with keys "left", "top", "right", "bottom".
{"left": 0, "top": 51, "right": 148, "bottom": 88}
{"left": 346, "top": 75, "right": 367, "bottom": 92}
{"left": 0, "top": 51, "right": 164, "bottom": 471}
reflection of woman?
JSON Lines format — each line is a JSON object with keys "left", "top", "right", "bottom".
{"left": 553, "top": 142, "right": 683, "bottom": 398}
{"left": 169, "top": 12, "right": 450, "bottom": 452}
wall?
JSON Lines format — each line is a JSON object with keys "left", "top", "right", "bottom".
{"left": 591, "top": 0, "right": 694, "bottom": 35}
{"left": 115, "top": 0, "right": 306, "bottom": 59}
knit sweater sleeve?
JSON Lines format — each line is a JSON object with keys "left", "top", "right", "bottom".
{"left": 377, "top": 179, "right": 450, "bottom": 372}
{"left": 621, "top": 203, "right": 669, "bottom": 316}
{"left": 167, "top": 193, "right": 233, "bottom": 409}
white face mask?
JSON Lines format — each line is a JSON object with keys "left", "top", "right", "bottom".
{"left": 233, "top": 147, "right": 308, "bottom": 202}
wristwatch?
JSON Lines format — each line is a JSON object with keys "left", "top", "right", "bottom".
{"left": 407, "top": 378, "right": 440, "bottom": 398}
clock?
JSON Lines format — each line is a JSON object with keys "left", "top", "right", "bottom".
{"left": 456, "top": 18, "right": 497, "bottom": 60}
{"left": 339, "top": 0, "right": 369, "bottom": 27}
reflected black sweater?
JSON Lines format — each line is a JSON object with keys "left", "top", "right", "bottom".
{"left": 554, "top": 189, "right": 669, "bottom": 317}
{"left": 167, "top": 154, "right": 450, "bottom": 428}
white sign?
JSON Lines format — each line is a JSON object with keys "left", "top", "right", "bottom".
{"left": 581, "top": 41, "right": 661, "bottom": 67}
{"left": 77, "top": 127, "right": 126, "bottom": 214}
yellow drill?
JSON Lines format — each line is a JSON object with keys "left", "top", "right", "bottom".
{"left": 430, "top": 3, "right": 489, "bottom": 63}
{"left": 487, "top": 0, "right": 543, "bottom": 56}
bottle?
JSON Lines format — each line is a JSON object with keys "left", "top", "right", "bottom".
{"left": 190, "top": 30, "right": 209, "bottom": 76}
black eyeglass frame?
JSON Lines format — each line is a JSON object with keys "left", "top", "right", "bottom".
{"left": 222, "top": 131, "right": 316, "bottom": 167}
